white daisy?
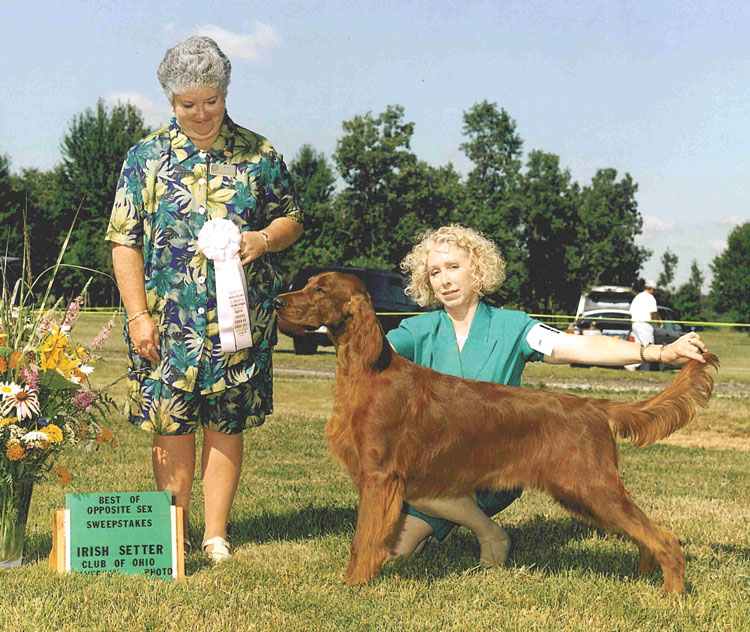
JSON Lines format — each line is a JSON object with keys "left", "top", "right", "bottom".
{"left": 0, "top": 382, "right": 22, "bottom": 398}
{"left": 2, "top": 388, "right": 41, "bottom": 420}
{"left": 21, "top": 430, "right": 49, "bottom": 444}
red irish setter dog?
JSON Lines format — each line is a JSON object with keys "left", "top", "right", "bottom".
{"left": 273, "top": 272, "right": 718, "bottom": 594}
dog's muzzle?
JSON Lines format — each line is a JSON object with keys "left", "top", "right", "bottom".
{"left": 272, "top": 297, "right": 286, "bottom": 309}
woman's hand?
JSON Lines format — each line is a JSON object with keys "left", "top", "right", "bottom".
{"left": 239, "top": 231, "right": 268, "bottom": 265}
{"left": 658, "top": 331, "right": 707, "bottom": 365}
{"left": 129, "top": 314, "right": 160, "bottom": 364}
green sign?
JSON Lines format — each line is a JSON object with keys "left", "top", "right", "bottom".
{"left": 65, "top": 491, "right": 176, "bottom": 579}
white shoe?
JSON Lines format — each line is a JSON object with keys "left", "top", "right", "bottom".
{"left": 202, "top": 536, "right": 231, "bottom": 564}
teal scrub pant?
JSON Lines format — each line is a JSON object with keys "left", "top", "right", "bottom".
{"left": 403, "top": 488, "right": 523, "bottom": 540}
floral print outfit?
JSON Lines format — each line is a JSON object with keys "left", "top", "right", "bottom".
{"left": 106, "top": 114, "right": 302, "bottom": 435}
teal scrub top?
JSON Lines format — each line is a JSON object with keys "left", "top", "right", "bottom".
{"left": 386, "top": 301, "right": 543, "bottom": 385}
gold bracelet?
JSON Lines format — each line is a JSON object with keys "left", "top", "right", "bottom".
{"left": 259, "top": 230, "right": 270, "bottom": 253}
{"left": 127, "top": 309, "right": 149, "bottom": 324}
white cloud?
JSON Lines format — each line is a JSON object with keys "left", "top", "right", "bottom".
{"left": 709, "top": 239, "right": 727, "bottom": 254}
{"left": 719, "top": 215, "right": 744, "bottom": 227}
{"left": 195, "top": 23, "right": 282, "bottom": 61}
{"left": 103, "top": 92, "right": 170, "bottom": 129}
{"left": 640, "top": 215, "right": 681, "bottom": 240}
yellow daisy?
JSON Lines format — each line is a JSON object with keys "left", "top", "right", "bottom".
{"left": 42, "top": 424, "right": 64, "bottom": 443}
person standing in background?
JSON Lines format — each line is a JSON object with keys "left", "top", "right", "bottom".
{"left": 629, "top": 281, "right": 662, "bottom": 368}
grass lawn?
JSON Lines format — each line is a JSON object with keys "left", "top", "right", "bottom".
{"left": 2, "top": 317, "right": 748, "bottom": 631}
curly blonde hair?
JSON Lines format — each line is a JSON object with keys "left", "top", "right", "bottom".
{"left": 401, "top": 225, "right": 507, "bottom": 307}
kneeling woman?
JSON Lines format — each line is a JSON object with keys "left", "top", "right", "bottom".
{"left": 387, "top": 225, "right": 707, "bottom": 565}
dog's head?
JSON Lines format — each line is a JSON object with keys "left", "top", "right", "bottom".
{"left": 273, "top": 271, "right": 373, "bottom": 333}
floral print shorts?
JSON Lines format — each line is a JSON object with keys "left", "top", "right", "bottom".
{"left": 125, "top": 373, "right": 269, "bottom": 436}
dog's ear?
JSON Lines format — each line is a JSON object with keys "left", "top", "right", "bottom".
{"left": 341, "top": 290, "right": 385, "bottom": 368}
{"left": 342, "top": 290, "right": 370, "bottom": 317}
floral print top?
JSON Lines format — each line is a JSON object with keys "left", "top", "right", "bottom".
{"left": 106, "top": 114, "right": 303, "bottom": 395}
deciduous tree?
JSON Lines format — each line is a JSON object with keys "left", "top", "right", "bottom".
{"left": 570, "top": 168, "right": 649, "bottom": 291}
{"left": 286, "top": 144, "right": 341, "bottom": 275}
{"left": 710, "top": 222, "right": 750, "bottom": 324}
{"left": 333, "top": 105, "right": 417, "bottom": 269}
{"left": 672, "top": 260, "right": 704, "bottom": 323}
{"left": 516, "top": 151, "right": 579, "bottom": 313}
{"left": 55, "top": 100, "right": 150, "bottom": 304}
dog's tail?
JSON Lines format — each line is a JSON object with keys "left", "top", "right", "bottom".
{"left": 597, "top": 353, "right": 718, "bottom": 448}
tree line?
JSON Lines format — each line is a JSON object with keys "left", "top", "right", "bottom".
{"left": 1, "top": 99, "right": 748, "bottom": 324}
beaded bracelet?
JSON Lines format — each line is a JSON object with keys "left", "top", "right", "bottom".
{"left": 639, "top": 343, "right": 650, "bottom": 363}
{"left": 127, "top": 309, "right": 149, "bottom": 324}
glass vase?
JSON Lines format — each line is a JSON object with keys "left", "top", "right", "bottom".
{"left": 0, "top": 480, "right": 34, "bottom": 568}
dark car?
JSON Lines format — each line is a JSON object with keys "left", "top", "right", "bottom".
{"left": 568, "top": 306, "right": 688, "bottom": 369}
{"left": 277, "top": 266, "right": 424, "bottom": 354}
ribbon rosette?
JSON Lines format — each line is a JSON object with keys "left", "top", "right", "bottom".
{"left": 197, "top": 218, "right": 253, "bottom": 353}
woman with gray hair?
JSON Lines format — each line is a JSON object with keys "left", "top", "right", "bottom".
{"left": 106, "top": 36, "right": 303, "bottom": 563}
{"left": 386, "top": 225, "right": 707, "bottom": 567}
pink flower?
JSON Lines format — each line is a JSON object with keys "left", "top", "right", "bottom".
{"left": 37, "top": 309, "right": 56, "bottom": 336}
{"left": 20, "top": 367, "right": 39, "bottom": 391}
{"left": 72, "top": 390, "right": 96, "bottom": 411}
{"left": 90, "top": 318, "right": 116, "bottom": 351}
{"left": 63, "top": 296, "right": 84, "bottom": 328}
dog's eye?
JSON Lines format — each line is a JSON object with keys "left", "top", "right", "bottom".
{"left": 316, "top": 287, "right": 326, "bottom": 295}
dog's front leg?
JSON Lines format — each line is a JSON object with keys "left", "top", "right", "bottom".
{"left": 345, "top": 470, "right": 403, "bottom": 585}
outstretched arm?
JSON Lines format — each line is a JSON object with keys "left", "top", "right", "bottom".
{"left": 545, "top": 330, "right": 707, "bottom": 366}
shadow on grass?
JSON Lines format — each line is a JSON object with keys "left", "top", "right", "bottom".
{"left": 227, "top": 503, "right": 358, "bottom": 546}
{"left": 25, "top": 506, "right": 678, "bottom": 588}
{"left": 385, "top": 514, "right": 663, "bottom": 587}
{"left": 712, "top": 542, "right": 750, "bottom": 562}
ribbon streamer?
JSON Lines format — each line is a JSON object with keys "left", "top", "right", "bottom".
{"left": 197, "top": 218, "right": 253, "bottom": 353}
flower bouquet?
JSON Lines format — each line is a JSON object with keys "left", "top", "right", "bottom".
{"left": 0, "top": 255, "right": 117, "bottom": 567}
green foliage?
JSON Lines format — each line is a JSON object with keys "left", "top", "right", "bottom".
{"left": 672, "top": 260, "right": 705, "bottom": 323}
{"left": 0, "top": 153, "right": 22, "bottom": 250}
{"left": 515, "top": 151, "right": 579, "bottom": 313}
{"left": 460, "top": 102, "right": 526, "bottom": 304}
{"left": 55, "top": 100, "right": 151, "bottom": 304}
{"left": 333, "top": 105, "right": 418, "bottom": 268}
{"left": 285, "top": 144, "right": 342, "bottom": 276}
{"left": 571, "top": 169, "right": 649, "bottom": 291}
{"left": 656, "top": 248, "right": 679, "bottom": 305}
{"left": 710, "top": 221, "right": 750, "bottom": 324}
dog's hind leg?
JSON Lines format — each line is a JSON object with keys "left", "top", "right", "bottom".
{"left": 555, "top": 484, "right": 686, "bottom": 594}
{"left": 345, "top": 471, "right": 404, "bottom": 584}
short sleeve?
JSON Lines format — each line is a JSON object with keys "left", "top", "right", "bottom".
{"left": 261, "top": 152, "right": 303, "bottom": 225}
{"left": 105, "top": 147, "right": 145, "bottom": 247}
{"left": 386, "top": 321, "right": 416, "bottom": 361}
{"left": 518, "top": 316, "right": 545, "bottom": 363}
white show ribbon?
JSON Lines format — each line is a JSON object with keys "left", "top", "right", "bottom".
{"left": 197, "top": 218, "right": 253, "bottom": 353}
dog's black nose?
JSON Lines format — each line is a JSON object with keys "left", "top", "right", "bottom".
{"left": 272, "top": 296, "right": 286, "bottom": 309}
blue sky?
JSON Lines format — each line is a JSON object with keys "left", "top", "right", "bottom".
{"left": 2, "top": 0, "right": 748, "bottom": 289}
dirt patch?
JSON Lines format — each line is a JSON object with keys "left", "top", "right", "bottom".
{"left": 659, "top": 431, "right": 750, "bottom": 452}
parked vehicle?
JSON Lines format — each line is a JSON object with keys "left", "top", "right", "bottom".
{"left": 277, "top": 266, "right": 424, "bottom": 354}
{"left": 574, "top": 285, "right": 636, "bottom": 317}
